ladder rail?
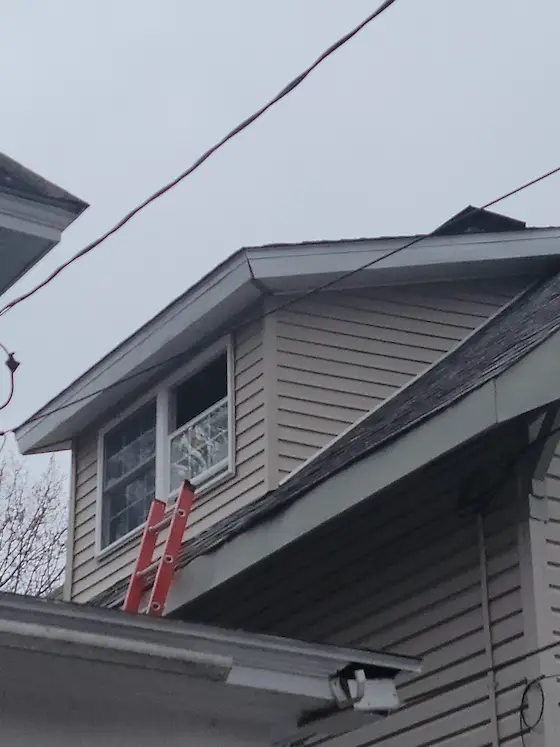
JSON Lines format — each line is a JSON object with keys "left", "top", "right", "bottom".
{"left": 147, "top": 483, "right": 195, "bottom": 616}
{"left": 122, "top": 481, "right": 194, "bottom": 616}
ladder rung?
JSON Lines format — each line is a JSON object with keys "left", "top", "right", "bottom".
{"left": 149, "top": 513, "right": 173, "bottom": 534}
{"left": 136, "top": 559, "right": 160, "bottom": 579}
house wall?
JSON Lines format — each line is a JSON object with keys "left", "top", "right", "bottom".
{"left": 68, "top": 276, "right": 530, "bottom": 605}
{"left": 534, "top": 442, "right": 560, "bottom": 745}
{"left": 272, "top": 277, "right": 530, "bottom": 478}
{"left": 68, "top": 318, "right": 266, "bottom": 603}
{"left": 184, "top": 430, "right": 534, "bottom": 747}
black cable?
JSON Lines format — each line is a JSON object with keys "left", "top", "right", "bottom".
{"left": 518, "top": 671, "right": 560, "bottom": 745}
{"left": 520, "top": 677, "right": 545, "bottom": 747}
{"left": 248, "top": 168, "right": 560, "bottom": 321}
{"left": 385, "top": 422, "right": 560, "bottom": 714}
{"left": 10, "top": 161, "right": 560, "bottom": 439}
{"left": 0, "top": 0, "right": 399, "bottom": 321}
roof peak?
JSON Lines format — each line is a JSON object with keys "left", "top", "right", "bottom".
{"left": 433, "top": 205, "right": 526, "bottom": 237}
{"left": 0, "top": 151, "right": 88, "bottom": 212}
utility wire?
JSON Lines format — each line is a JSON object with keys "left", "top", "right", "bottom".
{"left": 0, "top": 0, "right": 399, "bottom": 321}
{"left": 8, "top": 161, "right": 560, "bottom": 438}
{"left": 244, "top": 165, "right": 560, "bottom": 322}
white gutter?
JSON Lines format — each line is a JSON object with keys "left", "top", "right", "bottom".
{"left": 0, "top": 593, "right": 420, "bottom": 746}
{"left": 0, "top": 617, "right": 233, "bottom": 680}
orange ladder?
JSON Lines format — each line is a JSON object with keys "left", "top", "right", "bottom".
{"left": 122, "top": 480, "right": 195, "bottom": 616}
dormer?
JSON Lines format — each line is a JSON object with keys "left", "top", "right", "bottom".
{"left": 15, "top": 209, "right": 560, "bottom": 606}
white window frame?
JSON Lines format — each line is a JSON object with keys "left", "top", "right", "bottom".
{"left": 95, "top": 336, "right": 235, "bottom": 558}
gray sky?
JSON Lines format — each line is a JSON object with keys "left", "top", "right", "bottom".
{"left": 1, "top": 0, "right": 559, "bottom": 476}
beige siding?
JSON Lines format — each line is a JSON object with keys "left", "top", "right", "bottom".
{"left": 69, "top": 320, "right": 266, "bottom": 603}
{"left": 186, "top": 434, "right": 528, "bottom": 747}
{"left": 542, "top": 447, "right": 560, "bottom": 726}
{"left": 274, "top": 278, "right": 529, "bottom": 477}
{"left": 68, "top": 275, "right": 531, "bottom": 605}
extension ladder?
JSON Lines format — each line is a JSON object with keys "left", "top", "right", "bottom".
{"left": 122, "top": 480, "right": 195, "bottom": 616}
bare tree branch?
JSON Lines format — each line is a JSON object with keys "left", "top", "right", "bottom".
{"left": 0, "top": 455, "right": 66, "bottom": 596}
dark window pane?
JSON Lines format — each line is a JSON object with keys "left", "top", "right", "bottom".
{"left": 104, "top": 402, "right": 156, "bottom": 490}
{"left": 102, "top": 402, "right": 156, "bottom": 547}
{"left": 175, "top": 353, "right": 227, "bottom": 430}
{"left": 105, "top": 463, "right": 155, "bottom": 545}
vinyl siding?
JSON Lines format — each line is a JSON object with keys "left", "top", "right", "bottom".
{"left": 68, "top": 320, "right": 266, "bottom": 603}
{"left": 542, "top": 446, "right": 560, "bottom": 725}
{"left": 274, "top": 277, "right": 530, "bottom": 477}
{"left": 67, "top": 275, "right": 531, "bottom": 605}
{"left": 185, "top": 432, "right": 528, "bottom": 747}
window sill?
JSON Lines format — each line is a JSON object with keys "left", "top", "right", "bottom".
{"left": 167, "top": 464, "right": 234, "bottom": 505}
{"left": 96, "top": 464, "right": 235, "bottom": 561}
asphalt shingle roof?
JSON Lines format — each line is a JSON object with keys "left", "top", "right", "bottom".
{"left": 93, "top": 269, "right": 560, "bottom": 608}
{"left": 0, "top": 152, "right": 87, "bottom": 213}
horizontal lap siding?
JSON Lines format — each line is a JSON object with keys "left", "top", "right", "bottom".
{"left": 187, "top": 437, "right": 525, "bottom": 746}
{"left": 544, "top": 449, "right": 560, "bottom": 720}
{"left": 69, "top": 321, "right": 266, "bottom": 603}
{"left": 275, "top": 278, "right": 529, "bottom": 477}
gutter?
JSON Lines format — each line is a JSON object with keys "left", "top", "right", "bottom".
{"left": 0, "top": 592, "right": 420, "bottom": 745}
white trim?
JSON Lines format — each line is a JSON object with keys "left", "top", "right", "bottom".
{"left": 95, "top": 336, "right": 234, "bottom": 557}
{"left": 0, "top": 193, "right": 76, "bottom": 238}
{"left": 168, "top": 396, "right": 228, "bottom": 441}
{"left": 168, "top": 396, "right": 230, "bottom": 496}
{"left": 155, "top": 387, "right": 170, "bottom": 501}
{"left": 0, "top": 590, "right": 419, "bottom": 674}
{"left": 0, "top": 591, "right": 419, "bottom": 747}
{"left": 63, "top": 443, "right": 77, "bottom": 602}
{"left": 227, "top": 339, "right": 236, "bottom": 479}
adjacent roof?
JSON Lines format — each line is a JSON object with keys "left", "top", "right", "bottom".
{"left": 0, "top": 153, "right": 88, "bottom": 297}
{"left": 94, "top": 267, "right": 560, "bottom": 608}
{"left": 14, "top": 207, "right": 560, "bottom": 454}
{"left": 0, "top": 591, "right": 419, "bottom": 746}
{"left": 0, "top": 151, "right": 87, "bottom": 214}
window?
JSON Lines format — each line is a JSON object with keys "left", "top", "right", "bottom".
{"left": 101, "top": 401, "right": 156, "bottom": 548}
{"left": 97, "top": 342, "right": 233, "bottom": 553}
{"left": 168, "top": 352, "right": 230, "bottom": 494}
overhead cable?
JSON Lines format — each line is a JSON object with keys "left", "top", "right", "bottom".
{"left": 8, "top": 161, "right": 560, "bottom": 436}
{"left": 0, "top": 0, "right": 399, "bottom": 321}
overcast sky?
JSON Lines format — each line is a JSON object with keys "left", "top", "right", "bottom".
{"left": 1, "top": 0, "right": 559, "bottom": 476}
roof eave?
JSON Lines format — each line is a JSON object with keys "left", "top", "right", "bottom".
{"left": 0, "top": 592, "right": 419, "bottom": 745}
{"left": 0, "top": 190, "right": 88, "bottom": 298}
{"left": 16, "top": 227, "right": 560, "bottom": 454}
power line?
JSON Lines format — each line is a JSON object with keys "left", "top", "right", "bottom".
{"left": 0, "top": 0, "right": 399, "bottom": 321}
{"left": 9, "top": 160, "right": 560, "bottom": 438}
{"left": 254, "top": 164, "right": 560, "bottom": 320}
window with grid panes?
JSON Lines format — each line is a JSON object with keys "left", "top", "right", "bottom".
{"left": 101, "top": 401, "right": 156, "bottom": 548}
